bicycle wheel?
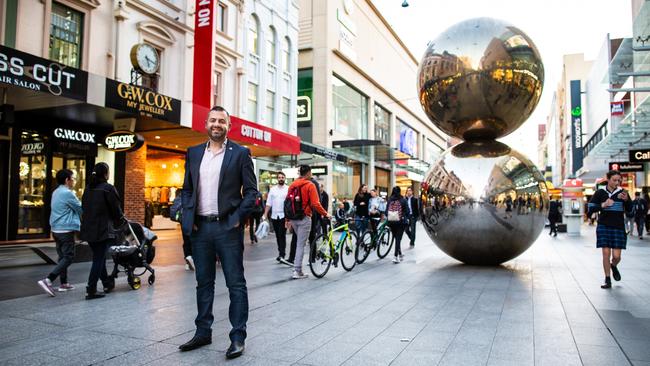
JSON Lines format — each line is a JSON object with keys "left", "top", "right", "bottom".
{"left": 356, "top": 231, "right": 373, "bottom": 264}
{"left": 309, "top": 233, "right": 332, "bottom": 278}
{"left": 340, "top": 231, "right": 358, "bottom": 271}
{"left": 376, "top": 228, "right": 393, "bottom": 259}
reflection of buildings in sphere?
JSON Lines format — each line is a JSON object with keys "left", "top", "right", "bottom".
{"left": 421, "top": 142, "right": 548, "bottom": 265}
{"left": 417, "top": 18, "right": 544, "bottom": 140}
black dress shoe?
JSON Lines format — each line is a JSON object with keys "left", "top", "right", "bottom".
{"left": 225, "top": 341, "right": 245, "bottom": 359}
{"left": 178, "top": 335, "right": 212, "bottom": 352}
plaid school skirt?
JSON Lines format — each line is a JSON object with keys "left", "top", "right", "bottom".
{"left": 596, "top": 225, "right": 627, "bottom": 250}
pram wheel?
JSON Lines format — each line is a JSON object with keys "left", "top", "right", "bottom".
{"left": 128, "top": 275, "right": 141, "bottom": 290}
{"left": 148, "top": 274, "right": 155, "bottom": 285}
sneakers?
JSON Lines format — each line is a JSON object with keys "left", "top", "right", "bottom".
{"left": 611, "top": 264, "right": 621, "bottom": 281}
{"left": 276, "top": 256, "right": 283, "bottom": 263}
{"left": 392, "top": 256, "right": 400, "bottom": 264}
{"left": 291, "top": 270, "right": 308, "bottom": 279}
{"left": 398, "top": 254, "right": 404, "bottom": 262}
{"left": 37, "top": 278, "right": 56, "bottom": 297}
{"left": 58, "top": 283, "right": 75, "bottom": 292}
{"left": 280, "top": 258, "right": 294, "bottom": 266}
{"left": 185, "top": 256, "right": 195, "bottom": 271}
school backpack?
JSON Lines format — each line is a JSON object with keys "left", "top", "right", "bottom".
{"left": 284, "top": 182, "right": 308, "bottom": 220}
{"left": 387, "top": 199, "right": 403, "bottom": 222}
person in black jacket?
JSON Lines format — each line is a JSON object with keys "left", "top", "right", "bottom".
{"left": 404, "top": 187, "right": 420, "bottom": 247}
{"left": 353, "top": 184, "right": 370, "bottom": 237}
{"left": 80, "top": 162, "right": 124, "bottom": 300}
{"left": 548, "top": 199, "right": 562, "bottom": 237}
{"left": 632, "top": 192, "right": 647, "bottom": 239}
{"left": 385, "top": 186, "right": 409, "bottom": 264}
{"left": 587, "top": 170, "right": 632, "bottom": 289}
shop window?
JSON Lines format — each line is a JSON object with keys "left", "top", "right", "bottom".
{"left": 216, "top": 2, "right": 227, "bottom": 33}
{"left": 332, "top": 75, "right": 368, "bottom": 139}
{"left": 333, "top": 162, "right": 353, "bottom": 199}
{"left": 266, "top": 90, "right": 275, "bottom": 126}
{"left": 266, "top": 26, "right": 276, "bottom": 65}
{"left": 49, "top": 2, "right": 83, "bottom": 68}
{"left": 145, "top": 148, "right": 185, "bottom": 230}
{"left": 18, "top": 131, "right": 48, "bottom": 235}
{"left": 247, "top": 82, "right": 258, "bottom": 120}
{"left": 374, "top": 103, "right": 390, "bottom": 145}
{"left": 281, "top": 97, "right": 290, "bottom": 132}
{"left": 213, "top": 70, "right": 222, "bottom": 106}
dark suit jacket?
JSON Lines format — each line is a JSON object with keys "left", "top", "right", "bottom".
{"left": 181, "top": 140, "right": 258, "bottom": 236}
{"left": 406, "top": 196, "right": 420, "bottom": 220}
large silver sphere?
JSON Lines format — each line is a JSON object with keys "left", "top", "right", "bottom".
{"left": 421, "top": 141, "right": 548, "bottom": 265}
{"left": 417, "top": 18, "right": 544, "bottom": 140}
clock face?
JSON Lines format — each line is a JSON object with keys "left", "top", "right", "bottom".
{"left": 135, "top": 44, "right": 159, "bottom": 74}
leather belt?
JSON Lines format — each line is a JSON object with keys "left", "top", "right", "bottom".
{"left": 196, "top": 215, "right": 225, "bottom": 222}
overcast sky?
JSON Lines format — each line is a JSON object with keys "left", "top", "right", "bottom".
{"left": 372, "top": 0, "right": 633, "bottom": 161}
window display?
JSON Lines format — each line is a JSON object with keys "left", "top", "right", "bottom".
{"left": 18, "top": 131, "right": 47, "bottom": 234}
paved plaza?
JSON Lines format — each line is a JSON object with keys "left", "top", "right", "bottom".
{"left": 1, "top": 224, "right": 650, "bottom": 366}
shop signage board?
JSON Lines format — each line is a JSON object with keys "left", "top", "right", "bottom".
{"left": 192, "top": 0, "right": 216, "bottom": 131}
{"left": 608, "top": 161, "right": 643, "bottom": 172}
{"left": 105, "top": 79, "right": 181, "bottom": 123}
{"left": 610, "top": 101, "right": 625, "bottom": 116}
{"left": 311, "top": 166, "right": 328, "bottom": 176}
{"left": 297, "top": 96, "right": 311, "bottom": 122}
{"left": 0, "top": 45, "right": 88, "bottom": 101}
{"left": 54, "top": 128, "right": 95, "bottom": 143}
{"left": 104, "top": 130, "right": 145, "bottom": 152}
{"left": 21, "top": 142, "right": 45, "bottom": 155}
{"left": 630, "top": 149, "right": 650, "bottom": 163}
{"left": 570, "top": 80, "right": 583, "bottom": 174}
{"left": 300, "top": 142, "right": 348, "bottom": 163}
{"left": 230, "top": 116, "right": 300, "bottom": 155}
{"left": 52, "top": 127, "right": 98, "bottom": 156}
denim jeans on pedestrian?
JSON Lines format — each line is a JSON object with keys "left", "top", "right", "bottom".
{"left": 87, "top": 240, "right": 111, "bottom": 289}
{"left": 290, "top": 216, "right": 312, "bottom": 273}
{"left": 190, "top": 220, "right": 248, "bottom": 342}
{"left": 48, "top": 232, "right": 76, "bottom": 284}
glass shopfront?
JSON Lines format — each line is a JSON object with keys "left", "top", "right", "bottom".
{"left": 18, "top": 132, "right": 48, "bottom": 234}
{"left": 144, "top": 147, "right": 185, "bottom": 230}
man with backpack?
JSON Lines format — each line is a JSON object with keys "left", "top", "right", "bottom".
{"left": 632, "top": 192, "right": 647, "bottom": 239}
{"left": 285, "top": 165, "right": 330, "bottom": 279}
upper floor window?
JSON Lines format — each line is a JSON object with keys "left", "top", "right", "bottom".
{"left": 266, "top": 26, "right": 276, "bottom": 65}
{"left": 248, "top": 15, "right": 259, "bottom": 55}
{"left": 216, "top": 3, "right": 227, "bottom": 33}
{"left": 49, "top": 2, "right": 83, "bottom": 68}
{"left": 282, "top": 37, "right": 290, "bottom": 73}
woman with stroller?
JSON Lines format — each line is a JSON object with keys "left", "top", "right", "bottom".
{"left": 385, "top": 187, "right": 408, "bottom": 264}
{"left": 80, "top": 162, "right": 125, "bottom": 300}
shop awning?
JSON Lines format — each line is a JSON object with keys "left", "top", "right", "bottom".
{"left": 300, "top": 141, "right": 348, "bottom": 163}
{"left": 332, "top": 139, "right": 431, "bottom": 173}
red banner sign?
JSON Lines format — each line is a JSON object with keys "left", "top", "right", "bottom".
{"left": 562, "top": 178, "right": 583, "bottom": 188}
{"left": 611, "top": 101, "right": 624, "bottom": 116}
{"left": 229, "top": 116, "right": 300, "bottom": 155}
{"left": 192, "top": 0, "right": 215, "bottom": 132}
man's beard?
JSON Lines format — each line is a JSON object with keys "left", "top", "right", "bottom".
{"left": 278, "top": 180, "right": 285, "bottom": 185}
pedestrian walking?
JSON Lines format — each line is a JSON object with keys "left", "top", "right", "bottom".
{"left": 37, "top": 169, "right": 82, "bottom": 296}
{"left": 504, "top": 196, "right": 513, "bottom": 219}
{"left": 170, "top": 194, "right": 195, "bottom": 271}
{"left": 249, "top": 192, "right": 264, "bottom": 243}
{"left": 404, "top": 187, "right": 420, "bottom": 247}
{"left": 264, "top": 171, "right": 289, "bottom": 264}
{"left": 178, "top": 106, "right": 258, "bottom": 359}
{"left": 287, "top": 177, "right": 320, "bottom": 267}
{"left": 353, "top": 184, "right": 370, "bottom": 236}
{"left": 285, "top": 165, "right": 330, "bottom": 279}
{"left": 587, "top": 170, "right": 631, "bottom": 289}
{"left": 548, "top": 199, "right": 561, "bottom": 237}
{"left": 385, "top": 187, "right": 408, "bottom": 263}
{"left": 80, "top": 162, "right": 122, "bottom": 300}
{"left": 632, "top": 192, "right": 647, "bottom": 239}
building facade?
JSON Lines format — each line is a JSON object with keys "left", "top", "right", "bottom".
{"left": 297, "top": 0, "right": 447, "bottom": 200}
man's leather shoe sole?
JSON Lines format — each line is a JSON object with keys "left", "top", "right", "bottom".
{"left": 178, "top": 336, "right": 212, "bottom": 352}
{"left": 225, "top": 341, "right": 245, "bottom": 359}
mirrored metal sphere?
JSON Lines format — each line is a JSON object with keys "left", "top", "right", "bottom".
{"left": 420, "top": 141, "right": 549, "bottom": 265}
{"left": 417, "top": 18, "right": 544, "bottom": 140}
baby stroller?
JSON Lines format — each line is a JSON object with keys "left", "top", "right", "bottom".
{"left": 108, "top": 220, "right": 157, "bottom": 290}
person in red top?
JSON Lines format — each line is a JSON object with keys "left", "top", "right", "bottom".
{"left": 287, "top": 165, "right": 331, "bottom": 279}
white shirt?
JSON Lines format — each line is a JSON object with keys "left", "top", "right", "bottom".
{"left": 197, "top": 141, "right": 226, "bottom": 216}
{"left": 267, "top": 184, "right": 288, "bottom": 219}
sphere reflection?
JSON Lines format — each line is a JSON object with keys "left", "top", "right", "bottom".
{"left": 417, "top": 17, "right": 544, "bottom": 140}
{"left": 421, "top": 141, "right": 548, "bottom": 265}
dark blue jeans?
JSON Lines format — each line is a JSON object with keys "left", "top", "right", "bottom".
{"left": 191, "top": 220, "right": 248, "bottom": 342}
{"left": 87, "top": 240, "right": 110, "bottom": 289}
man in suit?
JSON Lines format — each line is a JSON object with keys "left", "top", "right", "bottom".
{"left": 404, "top": 187, "right": 420, "bottom": 247}
{"left": 179, "top": 106, "right": 258, "bottom": 359}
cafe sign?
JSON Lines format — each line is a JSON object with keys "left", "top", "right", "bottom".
{"left": 630, "top": 149, "right": 650, "bottom": 163}
{"left": 104, "top": 130, "right": 144, "bottom": 152}
{"left": 105, "top": 79, "right": 181, "bottom": 123}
